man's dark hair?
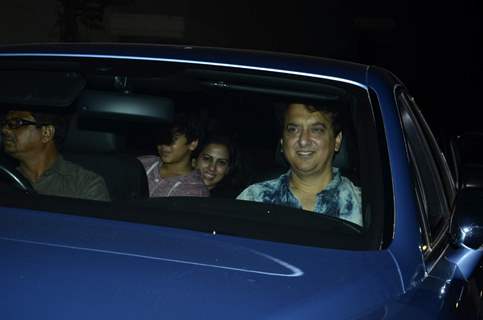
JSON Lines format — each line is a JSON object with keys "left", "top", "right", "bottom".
{"left": 31, "top": 112, "right": 68, "bottom": 145}
{"left": 277, "top": 100, "right": 343, "bottom": 136}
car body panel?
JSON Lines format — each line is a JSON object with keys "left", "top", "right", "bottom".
{"left": 1, "top": 207, "right": 401, "bottom": 319}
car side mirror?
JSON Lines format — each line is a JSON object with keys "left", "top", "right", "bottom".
{"left": 451, "top": 188, "right": 483, "bottom": 249}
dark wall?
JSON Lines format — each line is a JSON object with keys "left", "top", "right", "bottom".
{"left": 2, "top": 0, "right": 481, "bottom": 138}
{"left": 183, "top": 1, "right": 481, "bottom": 137}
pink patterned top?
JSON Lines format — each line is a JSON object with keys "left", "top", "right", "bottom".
{"left": 138, "top": 155, "right": 209, "bottom": 198}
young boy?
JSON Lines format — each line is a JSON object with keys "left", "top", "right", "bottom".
{"left": 138, "top": 114, "right": 209, "bottom": 197}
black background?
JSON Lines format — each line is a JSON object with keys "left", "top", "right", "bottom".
{"left": 2, "top": 0, "right": 482, "bottom": 142}
{"left": 184, "top": 1, "right": 482, "bottom": 141}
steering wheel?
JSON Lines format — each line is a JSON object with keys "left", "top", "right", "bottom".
{"left": 0, "top": 161, "right": 35, "bottom": 193}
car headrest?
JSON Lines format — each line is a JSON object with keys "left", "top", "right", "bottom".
{"left": 61, "top": 114, "right": 125, "bottom": 153}
{"left": 333, "top": 135, "right": 351, "bottom": 171}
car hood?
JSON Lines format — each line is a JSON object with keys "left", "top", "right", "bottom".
{"left": 1, "top": 207, "right": 402, "bottom": 319}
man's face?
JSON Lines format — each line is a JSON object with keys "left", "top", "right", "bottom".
{"left": 1, "top": 111, "right": 44, "bottom": 159}
{"left": 157, "top": 133, "right": 197, "bottom": 165}
{"left": 281, "top": 103, "right": 342, "bottom": 177}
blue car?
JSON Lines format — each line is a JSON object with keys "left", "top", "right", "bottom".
{"left": 1, "top": 43, "right": 482, "bottom": 319}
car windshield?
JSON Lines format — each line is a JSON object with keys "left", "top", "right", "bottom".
{"left": 0, "top": 55, "right": 391, "bottom": 251}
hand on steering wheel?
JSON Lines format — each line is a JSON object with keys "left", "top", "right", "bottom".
{"left": 0, "top": 161, "right": 35, "bottom": 193}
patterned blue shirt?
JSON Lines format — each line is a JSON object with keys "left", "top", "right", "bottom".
{"left": 237, "top": 168, "right": 362, "bottom": 226}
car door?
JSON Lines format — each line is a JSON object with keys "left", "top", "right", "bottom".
{"left": 397, "top": 88, "right": 483, "bottom": 319}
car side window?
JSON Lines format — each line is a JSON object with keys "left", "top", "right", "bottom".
{"left": 403, "top": 94, "right": 456, "bottom": 205}
{"left": 397, "top": 90, "right": 450, "bottom": 243}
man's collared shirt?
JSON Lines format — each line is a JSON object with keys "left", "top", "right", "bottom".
{"left": 20, "top": 156, "right": 110, "bottom": 201}
{"left": 237, "top": 168, "right": 362, "bottom": 226}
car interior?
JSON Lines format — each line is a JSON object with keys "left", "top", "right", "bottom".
{"left": 0, "top": 57, "right": 390, "bottom": 250}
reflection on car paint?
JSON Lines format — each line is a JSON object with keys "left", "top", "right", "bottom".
{"left": 0, "top": 236, "right": 304, "bottom": 277}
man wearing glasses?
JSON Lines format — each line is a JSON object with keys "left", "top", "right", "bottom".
{"left": 1, "top": 110, "right": 110, "bottom": 201}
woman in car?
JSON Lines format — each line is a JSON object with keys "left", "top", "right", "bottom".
{"left": 193, "top": 134, "right": 243, "bottom": 198}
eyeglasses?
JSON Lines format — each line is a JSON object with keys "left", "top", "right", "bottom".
{"left": 1, "top": 118, "right": 42, "bottom": 130}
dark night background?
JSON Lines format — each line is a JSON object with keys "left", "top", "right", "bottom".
{"left": 1, "top": 0, "right": 482, "bottom": 144}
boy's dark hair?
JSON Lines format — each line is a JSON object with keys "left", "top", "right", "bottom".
{"left": 157, "top": 113, "right": 203, "bottom": 145}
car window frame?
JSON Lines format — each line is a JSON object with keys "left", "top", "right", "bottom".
{"left": 396, "top": 87, "right": 451, "bottom": 256}
{"left": 0, "top": 55, "right": 391, "bottom": 251}
{"left": 403, "top": 93, "right": 456, "bottom": 205}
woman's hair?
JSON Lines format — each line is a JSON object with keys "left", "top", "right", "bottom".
{"left": 195, "top": 134, "right": 239, "bottom": 171}
{"left": 195, "top": 133, "right": 246, "bottom": 197}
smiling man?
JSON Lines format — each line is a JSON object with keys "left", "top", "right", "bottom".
{"left": 237, "top": 102, "right": 362, "bottom": 226}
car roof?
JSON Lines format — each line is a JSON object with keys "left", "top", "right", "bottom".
{"left": 0, "top": 42, "right": 369, "bottom": 87}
